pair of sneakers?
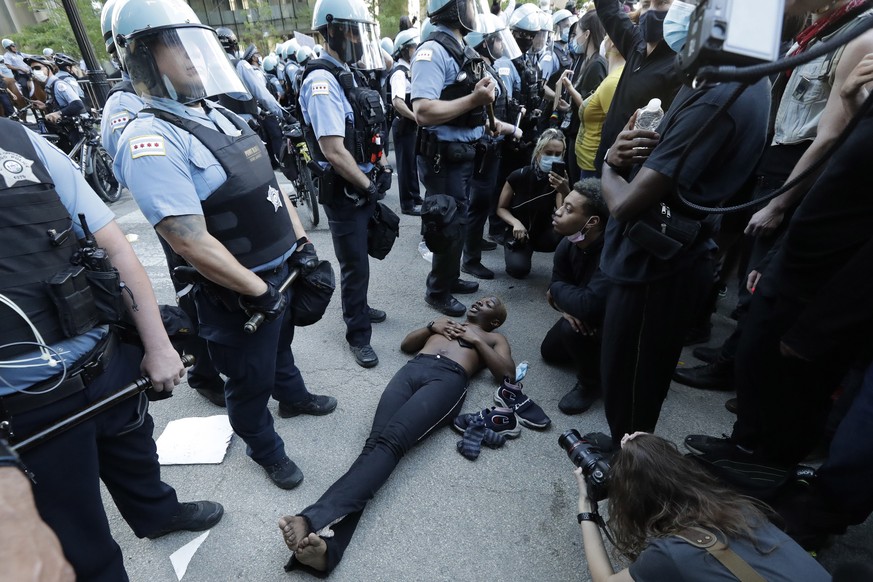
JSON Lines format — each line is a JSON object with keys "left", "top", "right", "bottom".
{"left": 453, "top": 379, "right": 552, "bottom": 435}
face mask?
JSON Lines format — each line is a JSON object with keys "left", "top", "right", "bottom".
{"left": 663, "top": 0, "right": 695, "bottom": 53}
{"left": 570, "top": 37, "right": 585, "bottom": 55}
{"left": 33, "top": 70, "right": 47, "bottom": 83}
{"left": 560, "top": 28, "right": 569, "bottom": 43}
{"left": 515, "top": 35, "right": 533, "bottom": 53}
{"left": 598, "top": 39, "right": 608, "bottom": 59}
{"left": 639, "top": 9, "right": 667, "bottom": 44}
{"left": 538, "top": 154, "right": 562, "bottom": 173}
{"left": 566, "top": 217, "right": 593, "bottom": 243}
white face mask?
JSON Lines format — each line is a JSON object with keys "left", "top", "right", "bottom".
{"left": 663, "top": 0, "right": 696, "bottom": 54}
{"left": 538, "top": 154, "right": 563, "bottom": 173}
{"left": 598, "top": 39, "right": 608, "bottom": 59}
{"left": 32, "top": 70, "right": 47, "bottom": 83}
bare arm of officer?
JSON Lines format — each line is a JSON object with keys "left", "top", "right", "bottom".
{"left": 393, "top": 96, "right": 416, "bottom": 121}
{"left": 413, "top": 76, "right": 496, "bottom": 126}
{"left": 318, "top": 135, "right": 372, "bottom": 189}
{"left": 96, "top": 220, "right": 184, "bottom": 392}
{"left": 156, "top": 215, "right": 269, "bottom": 298}
{"left": 0, "top": 468, "right": 75, "bottom": 582}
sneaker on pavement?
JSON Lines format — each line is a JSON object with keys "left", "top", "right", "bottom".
{"left": 367, "top": 307, "right": 387, "bottom": 323}
{"left": 278, "top": 394, "right": 337, "bottom": 418}
{"left": 262, "top": 456, "right": 304, "bottom": 490}
{"left": 146, "top": 501, "right": 224, "bottom": 539}
{"left": 452, "top": 406, "right": 521, "bottom": 439}
{"left": 494, "top": 379, "right": 551, "bottom": 429}
{"left": 350, "top": 344, "right": 379, "bottom": 368}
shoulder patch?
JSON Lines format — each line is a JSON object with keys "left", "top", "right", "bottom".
{"left": 415, "top": 50, "right": 433, "bottom": 62}
{"left": 498, "top": 67, "right": 511, "bottom": 77}
{"left": 542, "top": 53, "right": 553, "bottom": 62}
{"left": 129, "top": 135, "right": 166, "bottom": 159}
{"left": 109, "top": 111, "right": 131, "bottom": 132}
{"left": 311, "top": 82, "right": 330, "bottom": 96}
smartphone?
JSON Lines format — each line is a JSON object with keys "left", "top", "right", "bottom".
{"left": 551, "top": 161, "right": 567, "bottom": 176}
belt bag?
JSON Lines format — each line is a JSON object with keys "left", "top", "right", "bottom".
{"left": 442, "top": 142, "right": 476, "bottom": 163}
{"left": 624, "top": 203, "right": 701, "bottom": 261}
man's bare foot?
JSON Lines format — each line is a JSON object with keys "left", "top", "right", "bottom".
{"left": 278, "top": 515, "right": 309, "bottom": 552}
{"left": 295, "top": 533, "right": 328, "bottom": 571}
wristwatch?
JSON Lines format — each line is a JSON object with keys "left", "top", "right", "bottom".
{"left": 426, "top": 321, "right": 435, "bottom": 332}
{"left": 577, "top": 512, "right": 603, "bottom": 525}
{"left": 0, "top": 437, "right": 26, "bottom": 473}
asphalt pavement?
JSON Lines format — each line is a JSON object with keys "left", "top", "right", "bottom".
{"left": 104, "top": 163, "right": 872, "bottom": 581}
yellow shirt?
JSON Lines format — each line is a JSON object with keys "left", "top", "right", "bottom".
{"left": 575, "top": 64, "right": 624, "bottom": 172}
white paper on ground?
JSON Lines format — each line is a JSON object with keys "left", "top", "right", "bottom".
{"left": 170, "top": 530, "right": 210, "bottom": 580}
{"left": 156, "top": 415, "right": 233, "bottom": 465}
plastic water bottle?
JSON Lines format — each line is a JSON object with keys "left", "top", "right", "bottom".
{"left": 515, "top": 361, "right": 529, "bottom": 382}
{"left": 634, "top": 98, "right": 664, "bottom": 132}
{"left": 418, "top": 240, "right": 433, "bottom": 263}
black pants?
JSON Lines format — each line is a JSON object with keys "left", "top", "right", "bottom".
{"left": 503, "top": 229, "right": 561, "bottom": 279}
{"left": 286, "top": 354, "right": 468, "bottom": 576}
{"left": 323, "top": 195, "right": 376, "bottom": 347}
{"left": 392, "top": 117, "right": 420, "bottom": 211}
{"left": 541, "top": 318, "right": 602, "bottom": 389}
{"left": 417, "top": 154, "right": 474, "bottom": 300}
{"left": 14, "top": 341, "right": 180, "bottom": 582}
{"left": 600, "top": 254, "right": 712, "bottom": 442}
{"left": 463, "top": 139, "right": 501, "bottom": 267}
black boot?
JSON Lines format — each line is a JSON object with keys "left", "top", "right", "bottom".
{"left": 673, "top": 359, "right": 734, "bottom": 391}
{"left": 558, "top": 381, "right": 600, "bottom": 415}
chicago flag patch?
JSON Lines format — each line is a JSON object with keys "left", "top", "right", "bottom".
{"left": 129, "top": 135, "right": 166, "bottom": 159}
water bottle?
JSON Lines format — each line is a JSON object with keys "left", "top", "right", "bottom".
{"left": 634, "top": 98, "right": 664, "bottom": 132}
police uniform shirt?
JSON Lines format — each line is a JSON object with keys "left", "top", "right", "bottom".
{"left": 299, "top": 53, "right": 374, "bottom": 174}
{"left": 0, "top": 128, "right": 113, "bottom": 393}
{"left": 0, "top": 62, "right": 12, "bottom": 79}
{"left": 115, "top": 96, "right": 295, "bottom": 271}
{"left": 284, "top": 62, "right": 300, "bottom": 89}
{"left": 494, "top": 56, "right": 520, "bottom": 99}
{"left": 100, "top": 76, "right": 145, "bottom": 159}
{"left": 236, "top": 59, "right": 284, "bottom": 117}
{"left": 537, "top": 48, "right": 559, "bottom": 80}
{"left": 410, "top": 24, "right": 485, "bottom": 144}
{"left": 389, "top": 57, "right": 411, "bottom": 103}
{"left": 45, "top": 77, "right": 82, "bottom": 112}
{"left": 3, "top": 51, "right": 29, "bottom": 73}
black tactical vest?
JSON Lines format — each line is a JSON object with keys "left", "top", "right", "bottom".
{"left": 485, "top": 62, "right": 510, "bottom": 123}
{"left": 553, "top": 44, "right": 573, "bottom": 71}
{"left": 514, "top": 54, "right": 544, "bottom": 111}
{"left": 216, "top": 56, "right": 259, "bottom": 118}
{"left": 140, "top": 105, "right": 296, "bottom": 270}
{"left": 108, "top": 78, "right": 136, "bottom": 97}
{"left": 430, "top": 31, "right": 487, "bottom": 129}
{"left": 0, "top": 121, "right": 84, "bottom": 357}
{"left": 299, "top": 58, "right": 385, "bottom": 166}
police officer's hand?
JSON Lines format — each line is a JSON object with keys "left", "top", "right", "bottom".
{"left": 472, "top": 77, "right": 497, "bottom": 106}
{"left": 353, "top": 181, "right": 379, "bottom": 206}
{"left": 239, "top": 281, "right": 287, "bottom": 323}
{"left": 45, "top": 111, "right": 61, "bottom": 124}
{"left": 289, "top": 237, "right": 319, "bottom": 276}
{"left": 376, "top": 166, "right": 393, "bottom": 194}
{"left": 141, "top": 346, "right": 185, "bottom": 393}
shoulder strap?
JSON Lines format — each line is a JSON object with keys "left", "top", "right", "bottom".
{"left": 429, "top": 31, "right": 465, "bottom": 68}
{"left": 674, "top": 527, "right": 766, "bottom": 582}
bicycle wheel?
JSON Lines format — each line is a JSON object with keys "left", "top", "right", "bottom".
{"left": 296, "top": 158, "right": 319, "bottom": 227}
{"left": 89, "top": 147, "right": 121, "bottom": 203}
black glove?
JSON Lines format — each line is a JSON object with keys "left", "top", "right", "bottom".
{"left": 375, "top": 166, "right": 393, "bottom": 194}
{"left": 238, "top": 282, "right": 287, "bottom": 323}
{"left": 351, "top": 181, "right": 379, "bottom": 206}
{"left": 289, "top": 237, "right": 318, "bottom": 275}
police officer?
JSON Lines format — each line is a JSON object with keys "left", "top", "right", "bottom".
{"left": 2, "top": 39, "right": 30, "bottom": 98}
{"left": 112, "top": 0, "right": 337, "bottom": 489}
{"left": 99, "top": 0, "right": 226, "bottom": 406}
{"left": 26, "top": 56, "right": 85, "bottom": 152}
{"left": 461, "top": 14, "right": 524, "bottom": 281}
{"left": 298, "top": 0, "right": 390, "bottom": 368}
{"left": 0, "top": 118, "right": 223, "bottom": 581}
{"left": 215, "top": 27, "right": 261, "bottom": 124}
{"left": 262, "top": 54, "right": 285, "bottom": 103}
{"left": 388, "top": 28, "right": 423, "bottom": 216}
{"left": 238, "top": 43, "right": 287, "bottom": 164}
{"left": 551, "top": 9, "right": 576, "bottom": 71}
{"left": 412, "top": 0, "right": 495, "bottom": 316}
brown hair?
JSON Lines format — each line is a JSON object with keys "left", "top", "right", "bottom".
{"left": 606, "top": 434, "right": 772, "bottom": 560}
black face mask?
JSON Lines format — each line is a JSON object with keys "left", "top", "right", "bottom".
{"left": 640, "top": 9, "right": 667, "bottom": 43}
{"left": 514, "top": 34, "right": 533, "bottom": 53}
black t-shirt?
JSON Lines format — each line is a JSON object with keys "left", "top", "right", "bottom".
{"left": 766, "top": 111, "right": 873, "bottom": 301}
{"left": 599, "top": 79, "right": 771, "bottom": 283}
{"left": 505, "top": 166, "right": 558, "bottom": 239}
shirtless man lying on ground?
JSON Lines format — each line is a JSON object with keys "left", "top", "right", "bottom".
{"left": 279, "top": 296, "right": 515, "bottom": 576}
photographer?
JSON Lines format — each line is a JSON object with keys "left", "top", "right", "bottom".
{"left": 571, "top": 433, "right": 829, "bottom": 581}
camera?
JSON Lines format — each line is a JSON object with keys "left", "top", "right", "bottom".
{"left": 558, "top": 429, "right": 611, "bottom": 502}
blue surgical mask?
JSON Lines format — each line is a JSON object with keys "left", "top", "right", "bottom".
{"left": 570, "top": 37, "right": 585, "bottom": 55}
{"left": 560, "top": 29, "right": 570, "bottom": 43}
{"left": 663, "top": 0, "right": 696, "bottom": 53}
{"left": 538, "top": 155, "right": 562, "bottom": 173}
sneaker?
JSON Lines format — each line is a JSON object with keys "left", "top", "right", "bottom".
{"left": 263, "top": 456, "right": 304, "bottom": 490}
{"left": 452, "top": 406, "right": 521, "bottom": 439}
{"left": 367, "top": 307, "right": 387, "bottom": 323}
{"left": 494, "top": 379, "right": 551, "bottom": 429}
{"left": 558, "top": 382, "right": 600, "bottom": 415}
{"left": 146, "top": 501, "right": 224, "bottom": 539}
{"left": 350, "top": 344, "right": 379, "bottom": 368}
{"left": 278, "top": 394, "right": 337, "bottom": 418}
{"left": 684, "top": 434, "right": 752, "bottom": 457}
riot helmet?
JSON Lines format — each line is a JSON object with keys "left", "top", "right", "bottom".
{"left": 464, "top": 13, "right": 520, "bottom": 61}
{"left": 262, "top": 54, "right": 279, "bottom": 73}
{"left": 113, "top": 0, "right": 247, "bottom": 104}
{"left": 552, "top": 9, "right": 575, "bottom": 43}
{"left": 215, "top": 27, "right": 239, "bottom": 54}
{"left": 312, "top": 0, "right": 384, "bottom": 70}
{"left": 242, "top": 43, "right": 259, "bottom": 63}
{"left": 101, "top": 0, "right": 120, "bottom": 54}
{"left": 427, "top": 0, "right": 488, "bottom": 34}
{"left": 380, "top": 36, "right": 394, "bottom": 55}
{"left": 508, "top": 3, "right": 541, "bottom": 52}
{"left": 392, "top": 28, "right": 419, "bottom": 60}
{"left": 295, "top": 45, "right": 313, "bottom": 66}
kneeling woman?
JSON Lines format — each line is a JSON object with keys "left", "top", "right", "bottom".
{"left": 496, "top": 129, "right": 567, "bottom": 278}
{"left": 279, "top": 297, "right": 515, "bottom": 576}
{"left": 574, "top": 433, "right": 830, "bottom": 581}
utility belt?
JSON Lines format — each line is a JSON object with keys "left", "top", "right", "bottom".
{"left": 310, "top": 163, "right": 379, "bottom": 207}
{"left": 0, "top": 331, "right": 118, "bottom": 417}
{"left": 175, "top": 259, "right": 292, "bottom": 312}
{"left": 416, "top": 130, "right": 477, "bottom": 174}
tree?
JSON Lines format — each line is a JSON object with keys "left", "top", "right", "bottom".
{"left": 10, "top": 0, "right": 106, "bottom": 65}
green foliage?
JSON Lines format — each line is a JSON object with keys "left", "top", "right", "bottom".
{"left": 9, "top": 0, "right": 105, "bottom": 60}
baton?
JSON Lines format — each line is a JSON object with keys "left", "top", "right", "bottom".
{"left": 487, "top": 103, "right": 498, "bottom": 133}
{"left": 511, "top": 107, "right": 526, "bottom": 140}
{"left": 12, "top": 355, "right": 195, "bottom": 454}
{"left": 243, "top": 268, "right": 300, "bottom": 334}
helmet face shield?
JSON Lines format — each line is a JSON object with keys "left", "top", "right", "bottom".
{"left": 495, "top": 27, "right": 521, "bottom": 60}
{"left": 125, "top": 27, "right": 247, "bottom": 104}
{"left": 325, "top": 20, "right": 385, "bottom": 70}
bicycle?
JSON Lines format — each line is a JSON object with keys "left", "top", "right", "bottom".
{"left": 278, "top": 122, "right": 319, "bottom": 227}
{"left": 25, "top": 108, "right": 121, "bottom": 204}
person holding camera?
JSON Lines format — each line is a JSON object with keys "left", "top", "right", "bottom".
{"left": 496, "top": 128, "right": 567, "bottom": 278}
{"left": 570, "top": 433, "right": 829, "bottom": 581}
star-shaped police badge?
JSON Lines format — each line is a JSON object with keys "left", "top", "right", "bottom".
{"left": 0, "top": 150, "right": 39, "bottom": 188}
{"left": 267, "top": 184, "right": 283, "bottom": 212}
